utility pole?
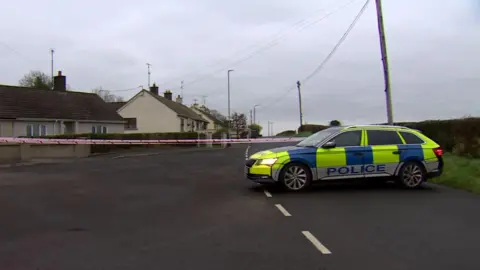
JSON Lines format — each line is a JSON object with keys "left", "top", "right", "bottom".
{"left": 249, "top": 110, "right": 253, "bottom": 125}
{"left": 253, "top": 104, "right": 259, "bottom": 125}
{"left": 146, "top": 63, "right": 152, "bottom": 88}
{"left": 297, "top": 80, "right": 304, "bottom": 130}
{"left": 180, "top": 80, "right": 184, "bottom": 98}
{"left": 375, "top": 0, "right": 394, "bottom": 124}
{"left": 50, "top": 48, "right": 55, "bottom": 88}
{"left": 201, "top": 95, "right": 207, "bottom": 106}
{"left": 227, "top": 69, "right": 234, "bottom": 136}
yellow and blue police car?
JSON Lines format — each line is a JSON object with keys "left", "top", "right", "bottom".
{"left": 245, "top": 125, "right": 444, "bottom": 191}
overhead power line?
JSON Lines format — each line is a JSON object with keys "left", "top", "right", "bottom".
{"left": 259, "top": 0, "right": 371, "bottom": 111}
{"left": 167, "top": 0, "right": 360, "bottom": 90}
{"left": 159, "top": 0, "right": 359, "bottom": 89}
{"left": 101, "top": 86, "right": 144, "bottom": 93}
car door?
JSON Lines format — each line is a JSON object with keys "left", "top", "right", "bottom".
{"left": 316, "top": 130, "right": 366, "bottom": 180}
{"left": 364, "top": 129, "right": 404, "bottom": 177}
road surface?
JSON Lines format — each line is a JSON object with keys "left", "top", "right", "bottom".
{"left": 0, "top": 142, "right": 479, "bottom": 270}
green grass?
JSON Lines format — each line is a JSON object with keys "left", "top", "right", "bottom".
{"left": 430, "top": 154, "right": 480, "bottom": 194}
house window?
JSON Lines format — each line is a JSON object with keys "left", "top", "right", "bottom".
{"left": 92, "top": 125, "right": 108, "bottom": 134}
{"left": 180, "top": 118, "right": 185, "bottom": 132}
{"left": 26, "top": 124, "right": 47, "bottom": 137}
{"left": 124, "top": 118, "right": 137, "bottom": 130}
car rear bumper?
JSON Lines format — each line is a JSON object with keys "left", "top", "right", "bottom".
{"left": 426, "top": 156, "right": 444, "bottom": 178}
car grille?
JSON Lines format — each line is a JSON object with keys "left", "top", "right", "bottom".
{"left": 245, "top": 159, "right": 257, "bottom": 168}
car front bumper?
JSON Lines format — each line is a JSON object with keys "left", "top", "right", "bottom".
{"left": 245, "top": 171, "right": 276, "bottom": 184}
{"left": 244, "top": 158, "right": 276, "bottom": 184}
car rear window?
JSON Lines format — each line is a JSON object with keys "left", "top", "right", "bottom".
{"left": 399, "top": 131, "right": 424, "bottom": 144}
{"left": 366, "top": 130, "right": 403, "bottom": 145}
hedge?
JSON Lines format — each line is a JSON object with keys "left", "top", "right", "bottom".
{"left": 397, "top": 117, "right": 480, "bottom": 158}
{"left": 298, "top": 124, "right": 329, "bottom": 133}
{"left": 297, "top": 117, "right": 480, "bottom": 158}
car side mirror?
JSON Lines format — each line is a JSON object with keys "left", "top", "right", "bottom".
{"left": 322, "top": 141, "right": 336, "bottom": 149}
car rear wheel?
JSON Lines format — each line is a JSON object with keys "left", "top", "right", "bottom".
{"left": 397, "top": 161, "right": 426, "bottom": 189}
{"left": 279, "top": 163, "right": 312, "bottom": 192}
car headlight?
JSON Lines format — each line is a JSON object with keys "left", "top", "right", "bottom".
{"left": 259, "top": 158, "right": 278, "bottom": 166}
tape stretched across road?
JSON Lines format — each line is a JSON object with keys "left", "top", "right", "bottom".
{"left": 0, "top": 137, "right": 304, "bottom": 145}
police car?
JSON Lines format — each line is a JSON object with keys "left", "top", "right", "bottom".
{"left": 245, "top": 125, "right": 444, "bottom": 192}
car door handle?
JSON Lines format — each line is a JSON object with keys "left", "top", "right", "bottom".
{"left": 354, "top": 152, "right": 363, "bottom": 156}
{"left": 392, "top": 151, "right": 400, "bottom": 155}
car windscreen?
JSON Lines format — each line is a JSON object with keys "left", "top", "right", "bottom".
{"left": 296, "top": 127, "right": 341, "bottom": 147}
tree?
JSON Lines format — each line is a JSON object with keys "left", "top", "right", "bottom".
{"left": 231, "top": 112, "right": 247, "bottom": 137}
{"left": 19, "top": 71, "right": 53, "bottom": 89}
{"left": 329, "top": 120, "right": 342, "bottom": 127}
{"left": 248, "top": 123, "right": 262, "bottom": 132}
{"left": 92, "top": 87, "right": 124, "bottom": 102}
{"left": 209, "top": 109, "right": 227, "bottom": 121}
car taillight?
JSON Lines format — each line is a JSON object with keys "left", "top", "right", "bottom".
{"left": 433, "top": 147, "right": 443, "bottom": 157}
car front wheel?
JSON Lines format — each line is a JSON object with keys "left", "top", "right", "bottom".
{"left": 279, "top": 163, "right": 312, "bottom": 192}
{"left": 397, "top": 161, "right": 426, "bottom": 189}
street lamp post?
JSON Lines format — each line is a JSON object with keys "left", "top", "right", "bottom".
{"left": 227, "top": 69, "right": 234, "bottom": 136}
{"left": 253, "top": 104, "right": 259, "bottom": 124}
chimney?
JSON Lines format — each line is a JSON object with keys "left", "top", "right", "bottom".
{"left": 149, "top": 83, "right": 159, "bottom": 95}
{"left": 164, "top": 90, "right": 172, "bottom": 100}
{"left": 53, "top": 71, "right": 66, "bottom": 91}
{"left": 176, "top": 95, "right": 183, "bottom": 104}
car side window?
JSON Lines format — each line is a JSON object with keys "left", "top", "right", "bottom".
{"left": 399, "top": 131, "right": 424, "bottom": 144}
{"left": 367, "top": 130, "right": 403, "bottom": 145}
{"left": 329, "top": 130, "right": 362, "bottom": 147}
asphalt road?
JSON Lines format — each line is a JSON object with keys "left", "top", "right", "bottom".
{"left": 0, "top": 142, "right": 479, "bottom": 270}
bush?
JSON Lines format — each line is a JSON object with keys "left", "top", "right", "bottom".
{"left": 298, "top": 124, "right": 328, "bottom": 133}
{"left": 395, "top": 117, "right": 480, "bottom": 158}
{"left": 298, "top": 117, "right": 479, "bottom": 158}
{"left": 276, "top": 130, "right": 296, "bottom": 136}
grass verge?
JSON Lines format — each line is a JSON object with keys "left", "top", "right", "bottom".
{"left": 430, "top": 154, "right": 480, "bottom": 194}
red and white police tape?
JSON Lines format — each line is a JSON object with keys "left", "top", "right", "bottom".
{"left": 0, "top": 137, "right": 304, "bottom": 145}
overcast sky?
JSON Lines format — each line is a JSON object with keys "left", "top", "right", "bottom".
{"left": 1, "top": 0, "right": 478, "bottom": 133}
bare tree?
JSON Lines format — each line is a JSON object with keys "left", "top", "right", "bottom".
{"left": 19, "top": 71, "right": 53, "bottom": 89}
{"left": 209, "top": 109, "right": 227, "bottom": 121}
{"left": 92, "top": 87, "right": 124, "bottom": 102}
{"left": 231, "top": 112, "right": 247, "bottom": 137}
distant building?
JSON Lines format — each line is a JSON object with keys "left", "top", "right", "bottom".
{"left": 0, "top": 71, "right": 125, "bottom": 137}
{"left": 116, "top": 85, "right": 208, "bottom": 133}
{"left": 190, "top": 104, "right": 227, "bottom": 136}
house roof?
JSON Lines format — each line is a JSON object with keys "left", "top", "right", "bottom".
{"left": 108, "top": 101, "right": 127, "bottom": 111}
{"left": 147, "top": 91, "right": 207, "bottom": 122}
{"left": 193, "top": 106, "right": 227, "bottom": 126}
{"left": 0, "top": 85, "right": 124, "bottom": 122}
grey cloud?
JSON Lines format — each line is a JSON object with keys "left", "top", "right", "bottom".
{"left": 0, "top": 0, "right": 479, "bottom": 134}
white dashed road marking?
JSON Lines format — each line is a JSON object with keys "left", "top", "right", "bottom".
{"left": 264, "top": 190, "right": 272, "bottom": 198}
{"left": 275, "top": 204, "right": 292, "bottom": 216}
{"left": 302, "top": 231, "right": 332, "bottom": 255}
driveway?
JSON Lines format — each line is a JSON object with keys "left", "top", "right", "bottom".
{"left": 0, "top": 142, "right": 478, "bottom": 270}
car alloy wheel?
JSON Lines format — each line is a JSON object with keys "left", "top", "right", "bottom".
{"left": 282, "top": 164, "right": 311, "bottom": 191}
{"left": 399, "top": 162, "right": 425, "bottom": 188}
